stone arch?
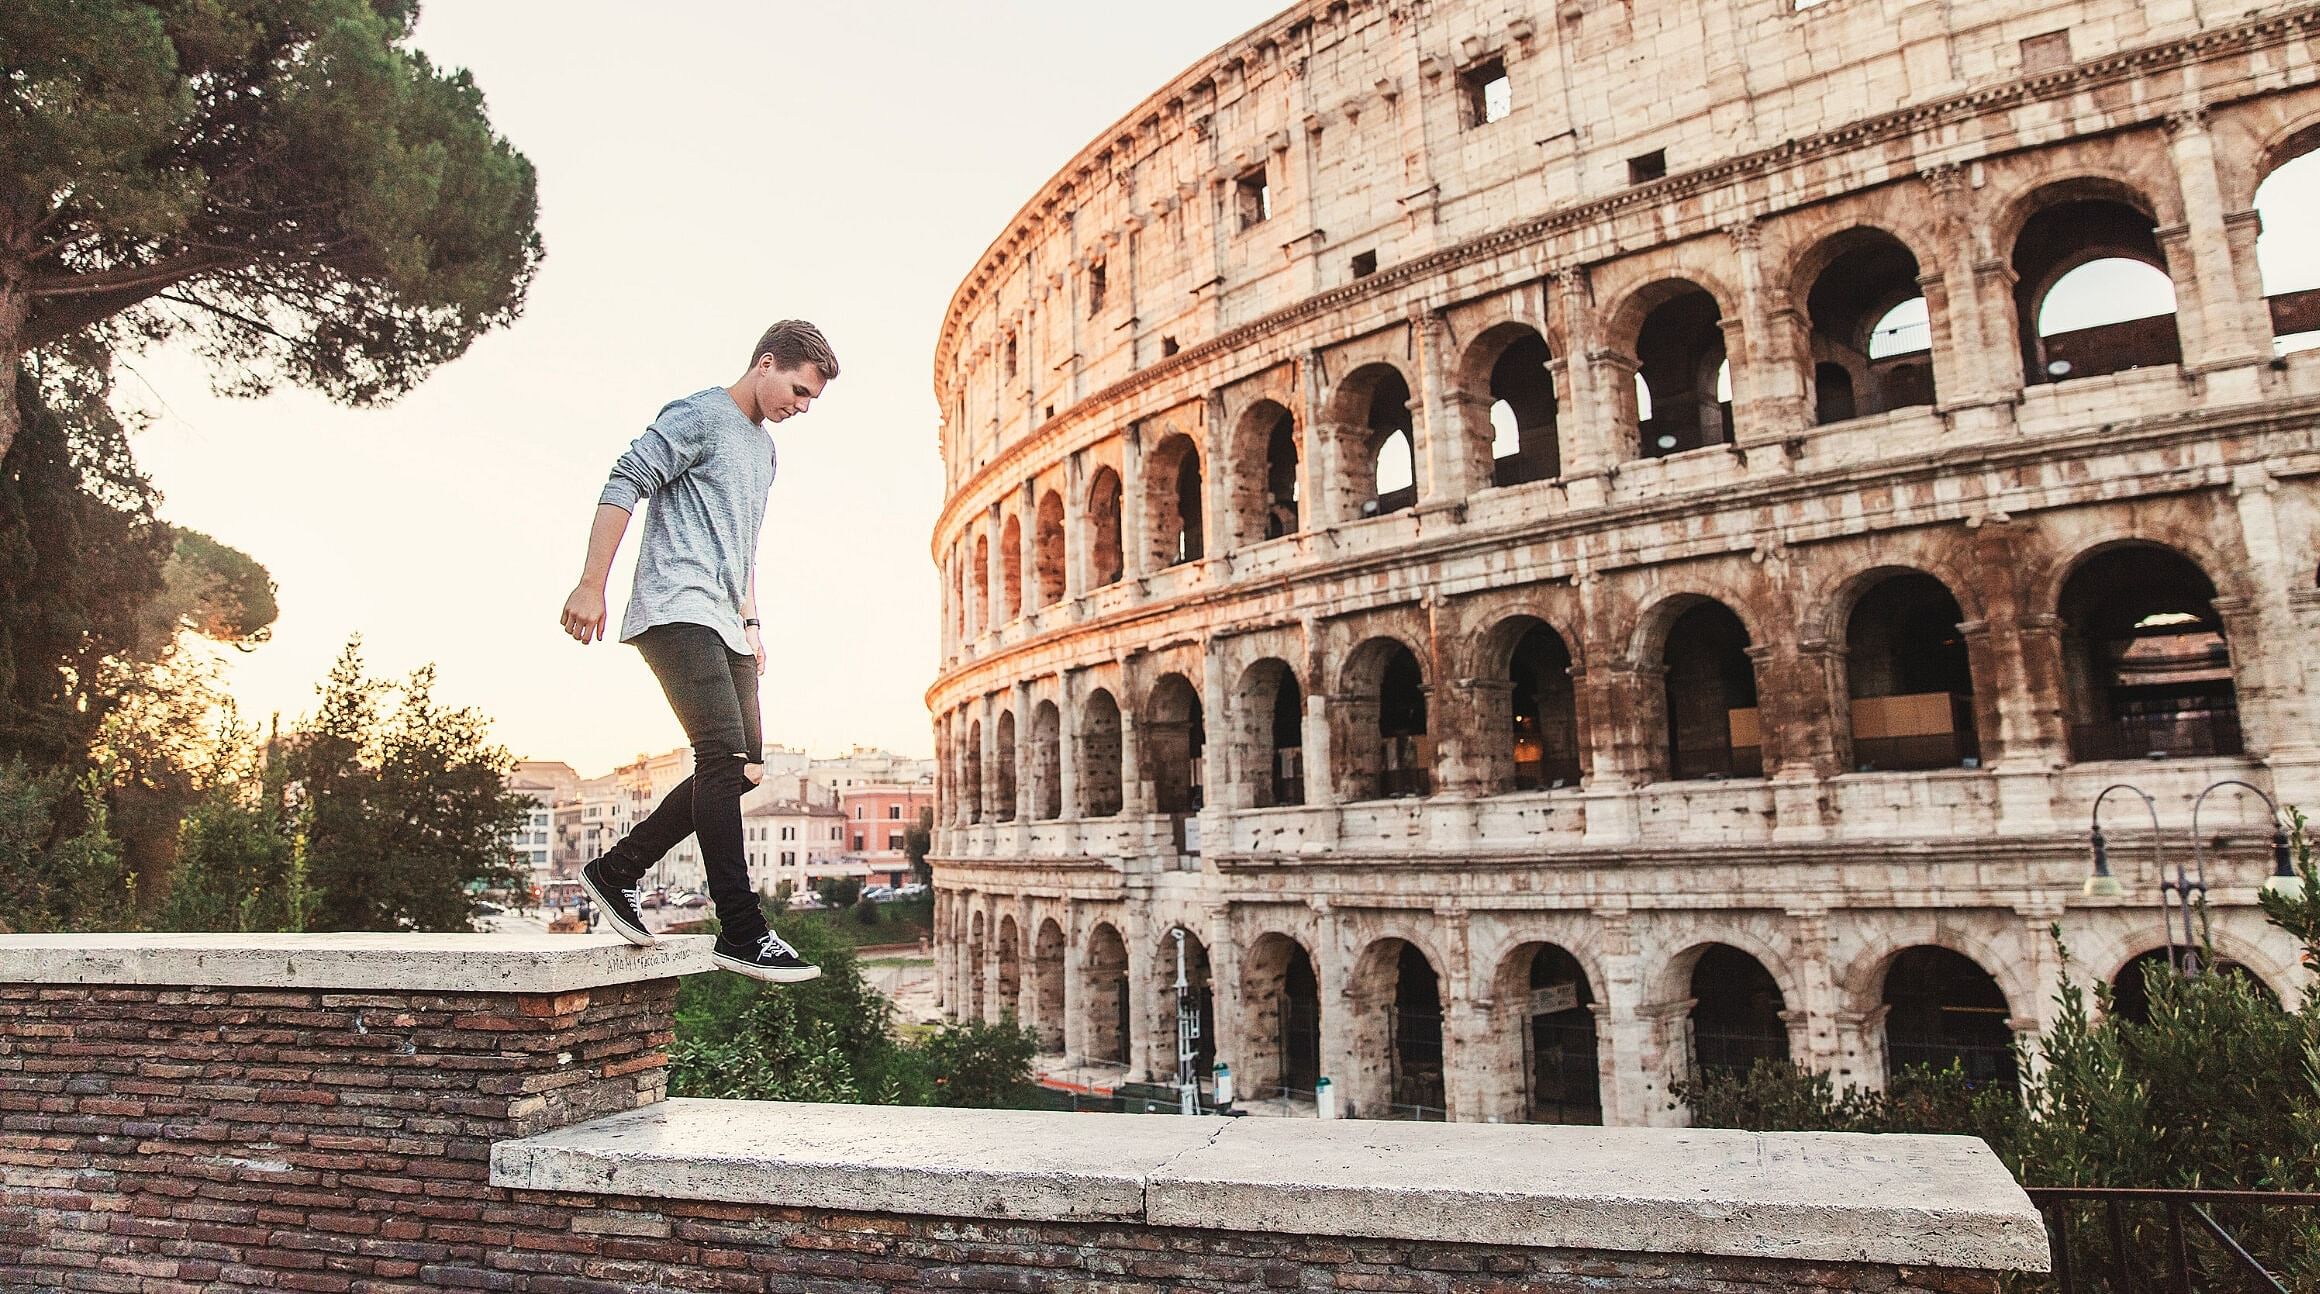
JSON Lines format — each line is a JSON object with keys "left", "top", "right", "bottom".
{"left": 1472, "top": 614, "right": 1582, "bottom": 794}
{"left": 1227, "top": 398, "right": 1301, "bottom": 547}
{"left": 1030, "top": 699, "right": 1062, "bottom": 821}
{"left": 964, "top": 718, "right": 985, "bottom": 824}
{"left": 1323, "top": 361, "right": 1418, "bottom": 520}
{"left": 1680, "top": 943, "right": 1792, "bottom": 1077}
{"left": 1078, "top": 688, "right": 1124, "bottom": 817}
{"left": 1601, "top": 274, "right": 1742, "bottom": 462}
{"left": 1144, "top": 432, "right": 1204, "bottom": 568}
{"left": 1086, "top": 466, "right": 1124, "bottom": 587}
{"left": 1240, "top": 931, "right": 1322, "bottom": 1100}
{"left": 1334, "top": 634, "right": 1432, "bottom": 801}
{"left": 1347, "top": 934, "right": 1452, "bottom": 1119}
{"left": 2054, "top": 541, "right": 2243, "bottom": 761}
{"left": 992, "top": 709, "right": 1018, "bottom": 822}
{"left": 971, "top": 531, "right": 991, "bottom": 630}
{"left": 1648, "top": 597, "right": 1761, "bottom": 782}
{"left": 995, "top": 914, "right": 1023, "bottom": 1021}
{"left": 998, "top": 513, "right": 1023, "bottom": 622}
{"left": 1839, "top": 569, "right": 1981, "bottom": 773}
{"left": 2004, "top": 176, "right": 2182, "bottom": 385}
{"left": 1083, "top": 921, "right": 1131, "bottom": 1065}
{"left": 2254, "top": 119, "right": 2320, "bottom": 355}
{"left": 1150, "top": 926, "right": 1216, "bottom": 1084}
{"left": 1235, "top": 656, "right": 1307, "bottom": 808}
{"left": 1878, "top": 945, "right": 2019, "bottom": 1092}
{"left": 1031, "top": 917, "right": 1066, "bottom": 1050}
{"left": 2106, "top": 946, "right": 2281, "bottom": 1025}
{"left": 1144, "top": 672, "right": 1205, "bottom": 814}
{"left": 1790, "top": 226, "right": 1938, "bottom": 422}
{"left": 1455, "top": 321, "right": 1560, "bottom": 491}
{"left": 1032, "top": 490, "right": 1066, "bottom": 608}
{"left": 1489, "top": 941, "right": 1602, "bottom": 1124}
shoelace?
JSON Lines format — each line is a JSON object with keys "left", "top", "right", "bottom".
{"left": 621, "top": 886, "right": 645, "bottom": 914}
{"left": 756, "top": 930, "right": 799, "bottom": 961}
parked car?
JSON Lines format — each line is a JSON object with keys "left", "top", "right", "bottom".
{"left": 860, "top": 885, "right": 893, "bottom": 902}
{"left": 640, "top": 887, "right": 669, "bottom": 909}
{"left": 471, "top": 899, "right": 506, "bottom": 917}
{"left": 892, "top": 882, "right": 929, "bottom": 899}
{"left": 673, "top": 891, "right": 708, "bottom": 909}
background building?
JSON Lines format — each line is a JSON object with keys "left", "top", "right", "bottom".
{"left": 926, "top": 0, "right": 2320, "bottom": 1123}
{"left": 841, "top": 784, "right": 937, "bottom": 887}
{"left": 504, "top": 760, "right": 578, "bottom": 897}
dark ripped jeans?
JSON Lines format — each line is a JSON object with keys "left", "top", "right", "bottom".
{"left": 596, "top": 622, "right": 768, "bottom": 945}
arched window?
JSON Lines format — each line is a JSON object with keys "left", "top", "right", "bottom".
{"left": 1145, "top": 673, "right": 1204, "bottom": 814}
{"left": 1506, "top": 622, "right": 1580, "bottom": 791}
{"left": 1030, "top": 700, "right": 1062, "bottom": 820}
{"left": 998, "top": 514, "right": 1023, "bottom": 621}
{"left": 992, "top": 710, "right": 1018, "bottom": 822}
{"left": 971, "top": 532, "right": 991, "bottom": 632}
{"left": 1084, "top": 924, "right": 1130, "bottom": 1064}
{"left": 1362, "top": 368, "right": 1416, "bottom": 516}
{"left": 1151, "top": 929, "right": 1215, "bottom": 1082}
{"left": 1660, "top": 602, "right": 1760, "bottom": 780}
{"left": 1086, "top": 467, "right": 1124, "bottom": 587}
{"left": 1239, "top": 659, "right": 1305, "bottom": 808}
{"left": 1485, "top": 330, "right": 1560, "bottom": 487}
{"left": 1031, "top": 920, "right": 1067, "bottom": 1050}
{"left": 1519, "top": 944, "right": 1599, "bottom": 1124}
{"left": 1804, "top": 230, "right": 1936, "bottom": 424}
{"left": 1845, "top": 573, "right": 1979, "bottom": 771}
{"left": 1882, "top": 947, "right": 2016, "bottom": 1092}
{"left": 964, "top": 719, "right": 985, "bottom": 824}
{"left": 2012, "top": 192, "right": 2181, "bottom": 383}
{"left": 1242, "top": 935, "right": 1321, "bottom": 1100}
{"left": 1686, "top": 945, "right": 1789, "bottom": 1075}
{"left": 1335, "top": 640, "right": 1432, "bottom": 800}
{"left": 1078, "top": 690, "right": 1123, "bottom": 817}
{"left": 2256, "top": 139, "right": 2320, "bottom": 355}
{"left": 1229, "top": 401, "right": 1300, "bottom": 546}
{"left": 1032, "top": 491, "right": 1066, "bottom": 608}
{"left": 1145, "top": 434, "right": 1204, "bottom": 567}
{"left": 2059, "top": 545, "right": 2240, "bottom": 760}
{"left": 1632, "top": 283, "right": 1731, "bottom": 457}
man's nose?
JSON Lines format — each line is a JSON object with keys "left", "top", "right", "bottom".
{"left": 793, "top": 397, "right": 812, "bottom": 415}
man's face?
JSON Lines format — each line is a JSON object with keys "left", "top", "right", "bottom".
{"left": 757, "top": 358, "right": 826, "bottom": 423}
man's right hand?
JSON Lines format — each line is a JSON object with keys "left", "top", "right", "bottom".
{"left": 561, "top": 584, "right": 609, "bottom": 643}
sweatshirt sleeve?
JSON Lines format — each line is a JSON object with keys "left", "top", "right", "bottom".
{"left": 598, "top": 405, "right": 702, "bottom": 512}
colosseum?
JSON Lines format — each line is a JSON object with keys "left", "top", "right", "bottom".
{"left": 925, "top": 0, "right": 2320, "bottom": 1125}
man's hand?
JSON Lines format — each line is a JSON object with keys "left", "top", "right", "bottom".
{"left": 562, "top": 584, "right": 609, "bottom": 643}
{"left": 745, "top": 623, "right": 766, "bottom": 675}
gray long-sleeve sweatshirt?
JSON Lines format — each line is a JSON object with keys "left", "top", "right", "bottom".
{"left": 598, "top": 388, "right": 775, "bottom": 656}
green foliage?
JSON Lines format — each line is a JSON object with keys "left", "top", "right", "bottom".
{"left": 813, "top": 875, "right": 863, "bottom": 910}
{"left": 851, "top": 895, "right": 881, "bottom": 926}
{"left": 904, "top": 807, "right": 933, "bottom": 887}
{"left": 292, "top": 637, "right": 526, "bottom": 932}
{"left": 670, "top": 915, "right": 1039, "bottom": 1111}
{"left": 2, "top": 0, "right": 543, "bottom": 446}
{"left": 156, "top": 720, "right": 306, "bottom": 933}
{"left": 1675, "top": 1058, "right": 2018, "bottom": 1143}
{"left": 0, "top": 760, "right": 140, "bottom": 933}
{"left": 917, "top": 1016, "right": 1042, "bottom": 1109}
{"left": 0, "top": 370, "right": 168, "bottom": 773}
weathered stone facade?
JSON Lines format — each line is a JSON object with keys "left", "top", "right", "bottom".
{"left": 926, "top": 0, "right": 2320, "bottom": 1125}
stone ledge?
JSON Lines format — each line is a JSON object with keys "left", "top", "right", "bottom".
{"left": 0, "top": 932, "right": 713, "bottom": 994}
{"left": 491, "top": 1098, "right": 2051, "bottom": 1272}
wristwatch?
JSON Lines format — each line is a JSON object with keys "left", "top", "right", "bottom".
{"left": 743, "top": 618, "right": 761, "bottom": 628}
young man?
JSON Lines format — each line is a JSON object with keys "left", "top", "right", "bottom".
{"left": 560, "top": 320, "right": 839, "bottom": 983}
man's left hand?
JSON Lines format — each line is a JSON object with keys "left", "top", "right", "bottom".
{"left": 745, "top": 623, "right": 766, "bottom": 676}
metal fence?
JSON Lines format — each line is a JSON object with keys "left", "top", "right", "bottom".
{"left": 2025, "top": 1187, "right": 2320, "bottom": 1293}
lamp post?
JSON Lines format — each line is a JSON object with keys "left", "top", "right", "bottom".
{"left": 2085, "top": 782, "right": 2162, "bottom": 900}
{"left": 2181, "top": 779, "right": 2296, "bottom": 975}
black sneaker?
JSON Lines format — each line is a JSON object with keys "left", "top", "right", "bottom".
{"left": 580, "top": 859, "right": 656, "bottom": 947}
{"left": 712, "top": 928, "right": 822, "bottom": 983}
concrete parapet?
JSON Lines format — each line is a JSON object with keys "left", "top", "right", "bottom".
{"left": 1, "top": 933, "right": 2047, "bottom": 1292}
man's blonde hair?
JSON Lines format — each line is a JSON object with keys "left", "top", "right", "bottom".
{"left": 750, "top": 320, "right": 840, "bottom": 382}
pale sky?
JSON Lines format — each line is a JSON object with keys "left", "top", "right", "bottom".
{"left": 123, "top": 0, "right": 1287, "bottom": 777}
{"left": 117, "top": 4, "right": 2320, "bottom": 779}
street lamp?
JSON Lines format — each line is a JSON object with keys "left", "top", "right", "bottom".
{"left": 2185, "top": 780, "right": 2299, "bottom": 970}
{"left": 2085, "top": 783, "right": 2160, "bottom": 899}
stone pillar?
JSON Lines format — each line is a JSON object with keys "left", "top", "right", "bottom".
{"left": 1121, "top": 426, "right": 1148, "bottom": 580}
{"left": 2227, "top": 465, "right": 2318, "bottom": 766}
{"left": 979, "top": 694, "right": 999, "bottom": 829}
{"left": 2165, "top": 108, "right": 2269, "bottom": 402}
{"left": 1124, "top": 906, "right": 1156, "bottom": 1083}
{"left": 1061, "top": 905, "right": 1089, "bottom": 1064}
{"left": 1787, "top": 908, "right": 1842, "bottom": 1077}
{"left": 1063, "top": 452, "right": 1088, "bottom": 601}
{"left": 1414, "top": 307, "right": 1472, "bottom": 508}
{"left": 1013, "top": 680, "right": 1037, "bottom": 824}
{"left": 1834, "top": 1005, "right": 1893, "bottom": 1093}
{"left": 1311, "top": 906, "right": 1354, "bottom": 1108}
{"left": 1297, "top": 349, "right": 1338, "bottom": 528}
{"left": 1119, "top": 708, "right": 1149, "bottom": 817}
{"left": 1059, "top": 670, "right": 1083, "bottom": 823}
{"left": 1919, "top": 164, "right": 2022, "bottom": 428}
{"left": 1550, "top": 268, "right": 1615, "bottom": 506}
{"left": 1726, "top": 219, "right": 1808, "bottom": 458}
{"left": 1591, "top": 910, "right": 1660, "bottom": 1127}
{"left": 1204, "top": 391, "right": 1233, "bottom": 563}
{"left": 1205, "top": 908, "right": 1243, "bottom": 1097}
{"left": 1201, "top": 647, "right": 1236, "bottom": 816}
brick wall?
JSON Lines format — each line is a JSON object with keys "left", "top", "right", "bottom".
{"left": 0, "top": 979, "right": 672, "bottom": 1291}
{"left": 0, "top": 963, "right": 2022, "bottom": 1293}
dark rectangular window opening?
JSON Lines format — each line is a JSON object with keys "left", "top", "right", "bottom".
{"left": 1237, "top": 167, "right": 1272, "bottom": 230}
{"left": 1004, "top": 334, "right": 1018, "bottom": 379}
{"left": 1462, "top": 59, "right": 1511, "bottom": 127}
{"left": 1161, "top": 335, "right": 1180, "bottom": 357}
{"left": 1627, "top": 150, "right": 1667, "bottom": 185}
{"left": 1088, "top": 262, "right": 1107, "bottom": 315}
{"left": 1352, "top": 250, "right": 1378, "bottom": 279}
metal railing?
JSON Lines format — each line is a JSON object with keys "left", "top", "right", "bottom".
{"left": 2025, "top": 1187, "right": 2320, "bottom": 1293}
{"left": 2068, "top": 710, "right": 2243, "bottom": 762}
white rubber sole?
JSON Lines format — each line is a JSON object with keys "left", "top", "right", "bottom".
{"left": 711, "top": 952, "right": 822, "bottom": 984}
{"left": 578, "top": 867, "right": 657, "bottom": 948}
